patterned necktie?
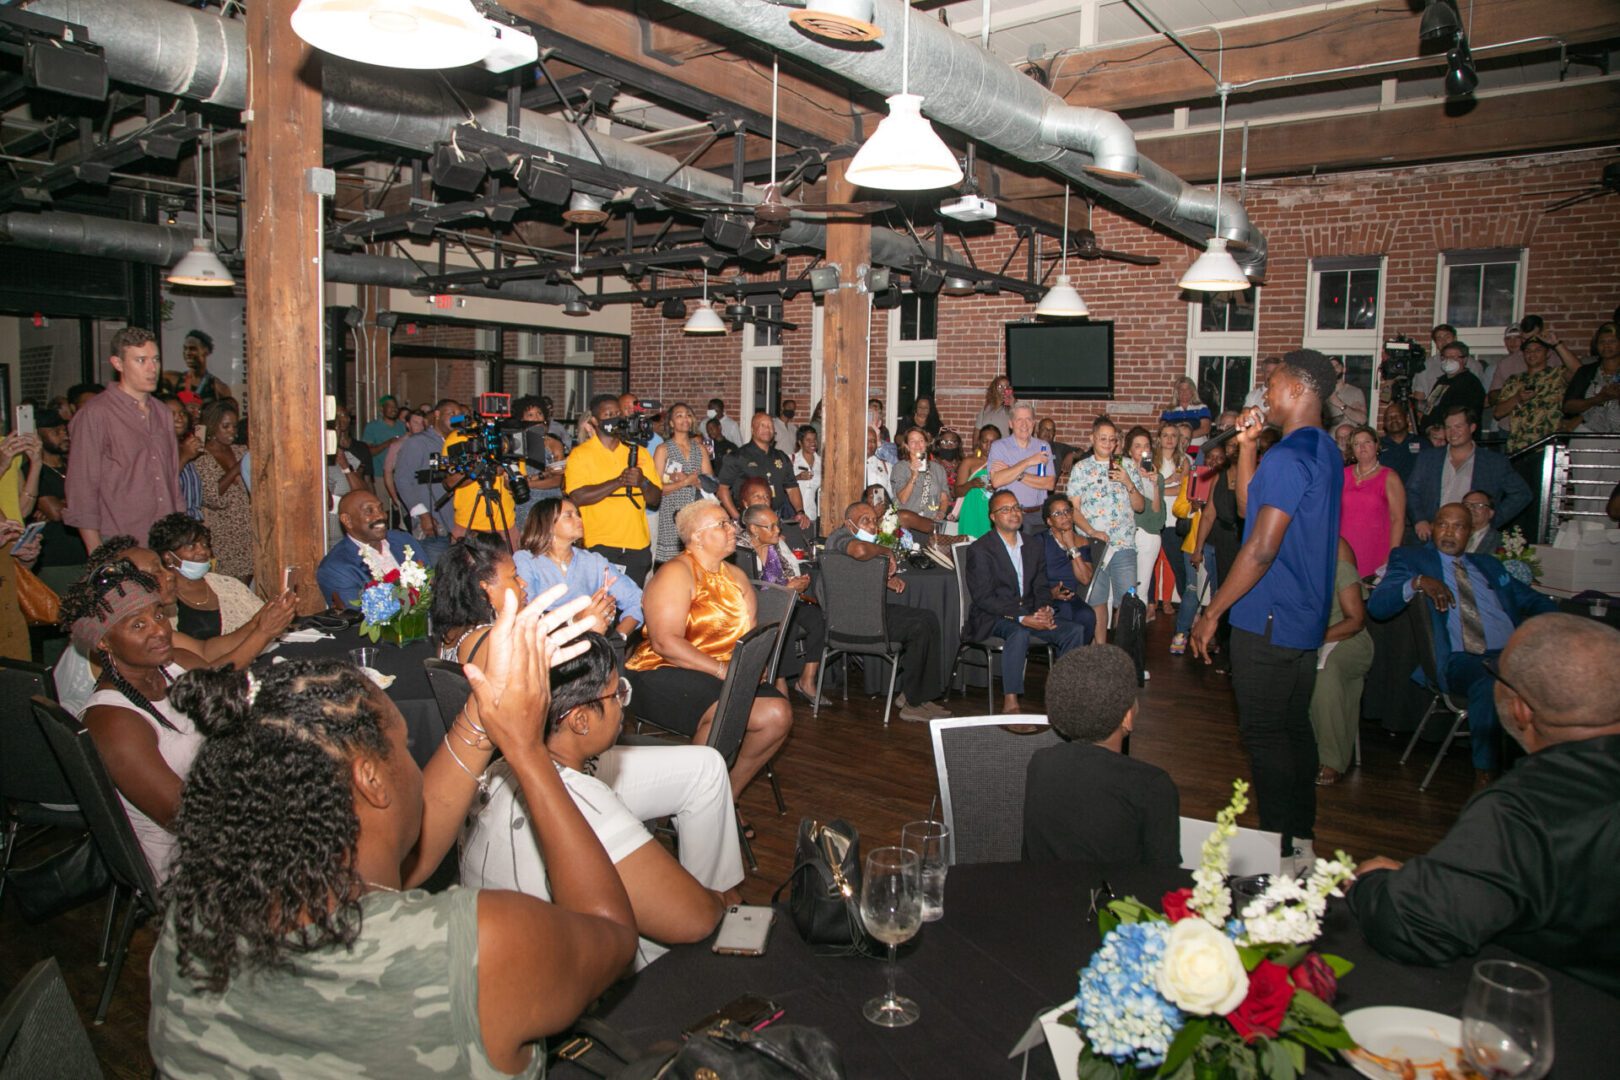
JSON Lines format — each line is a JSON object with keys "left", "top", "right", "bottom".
{"left": 762, "top": 543, "right": 786, "bottom": 585}
{"left": 1452, "top": 556, "right": 1487, "bottom": 655}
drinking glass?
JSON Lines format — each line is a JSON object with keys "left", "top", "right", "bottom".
{"left": 1461, "top": 960, "right": 1554, "bottom": 1080}
{"left": 860, "top": 846, "right": 923, "bottom": 1027}
{"left": 901, "top": 820, "right": 950, "bottom": 923}
{"left": 349, "top": 646, "right": 378, "bottom": 670}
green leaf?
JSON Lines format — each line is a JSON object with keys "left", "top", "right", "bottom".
{"left": 1259, "top": 1037, "right": 1298, "bottom": 1080}
{"left": 1106, "top": 896, "right": 1166, "bottom": 926}
{"left": 1286, "top": 990, "right": 1341, "bottom": 1030}
{"left": 1283, "top": 1038, "right": 1306, "bottom": 1075}
{"left": 1271, "top": 944, "right": 1309, "bottom": 970}
{"left": 1160, "top": 1017, "right": 1212, "bottom": 1077}
{"left": 1077, "top": 1051, "right": 1123, "bottom": 1080}
{"left": 1319, "top": 953, "right": 1355, "bottom": 978}
{"left": 1312, "top": 1024, "right": 1356, "bottom": 1051}
{"left": 1099, "top": 908, "right": 1120, "bottom": 936}
{"left": 1237, "top": 945, "right": 1266, "bottom": 971}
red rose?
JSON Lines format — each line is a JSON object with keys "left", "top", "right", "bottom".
{"left": 1225, "top": 960, "right": 1294, "bottom": 1043}
{"left": 383, "top": 569, "right": 401, "bottom": 584}
{"left": 1161, "top": 888, "right": 1195, "bottom": 923}
{"left": 1290, "top": 953, "right": 1338, "bottom": 1006}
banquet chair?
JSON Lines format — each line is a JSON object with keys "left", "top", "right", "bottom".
{"left": 0, "top": 658, "right": 90, "bottom": 913}
{"left": 928, "top": 716, "right": 1060, "bottom": 865}
{"left": 814, "top": 553, "right": 903, "bottom": 725}
{"left": 947, "top": 554, "right": 1056, "bottom": 714}
{"left": 423, "top": 658, "right": 472, "bottom": 734}
{"left": 29, "top": 696, "right": 161, "bottom": 1025}
{"left": 751, "top": 582, "right": 796, "bottom": 815}
{"left": 0, "top": 958, "right": 100, "bottom": 1079}
{"left": 1178, "top": 818, "right": 1281, "bottom": 878}
{"left": 1400, "top": 595, "right": 1471, "bottom": 792}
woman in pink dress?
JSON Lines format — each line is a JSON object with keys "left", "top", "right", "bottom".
{"left": 1339, "top": 425, "right": 1405, "bottom": 577}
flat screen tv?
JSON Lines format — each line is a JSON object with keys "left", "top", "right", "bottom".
{"left": 1004, "top": 321, "right": 1114, "bottom": 400}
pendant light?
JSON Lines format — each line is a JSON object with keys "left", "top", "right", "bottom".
{"left": 844, "top": 0, "right": 962, "bottom": 191}
{"left": 291, "top": 0, "right": 493, "bottom": 70}
{"left": 167, "top": 132, "right": 234, "bottom": 289}
{"left": 1177, "top": 87, "right": 1250, "bottom": 293}
{"left": 683, "top": 269, "right": 727, "bottom": 334}
{"left": 1035, "top": 187, "right": 1088, "bottom": 318}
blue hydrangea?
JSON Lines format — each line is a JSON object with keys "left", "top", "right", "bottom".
{"left": 1075, "top": 921, "right": 1184, "bottom": 1069}
{"left": 1225, "top": 918, "right": 1246, "bottom": 940}
{"left": 1502, "top": 560, "right": 1533, "bottom": 585}
{"left": 360, "top": 584, "right": 401, "bottom": 624}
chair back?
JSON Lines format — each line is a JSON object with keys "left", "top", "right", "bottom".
{"left": 929, "top": 716, "right": 1061, "bottom": 866}
{"left": 29, "top": 697, "right": 160, "bottom": 906}
{"left": 952, "top": 552, "right": 974, "bottom": 637}
{"left": 817, "top": 552, "right": 890, "bottom": 647}
{"left": 1408, "top": 594, "right": 1448, "bottom": 693}
{"left": 1178, "top": 817, "right": 1282, "bottom": 878}
{"left": 423, "top": 658, "right": 472, "bottom": 733}
{"left": 0, "top": 659, "right": 74, "bottom": 808}
{"left": 706, "top": 625, "right": 778, "bottom": 767}
{"left": 0, "top": 958, "right": 101, "bottom": 1079}
{"left": 753, "top": 581, "right": 798, "bottom": 683}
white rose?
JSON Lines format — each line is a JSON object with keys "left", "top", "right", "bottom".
{"left": 1155, "top": 917, "right": 1249, "bottom": 1016}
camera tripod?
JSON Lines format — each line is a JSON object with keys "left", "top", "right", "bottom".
{"left": 435, "top": 475, "right": 517, "bottom": 552}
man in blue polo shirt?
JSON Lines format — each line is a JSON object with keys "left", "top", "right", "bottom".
{"left": 1191, "top": 348, "right": 1342, "bottom": 869}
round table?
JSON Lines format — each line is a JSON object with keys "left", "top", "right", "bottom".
{"left": 262, "top": 635, "right": 444, "bottom": 767}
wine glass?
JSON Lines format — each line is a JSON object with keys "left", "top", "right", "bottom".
{"left": 901, "top": 820, "right": 950, "bottom": 923}
{"left": 860, "top": 846, "right": 923, "bottom": 1027}
{"left": 1461, "top": 960, "right": 1554, "bottom": 1079}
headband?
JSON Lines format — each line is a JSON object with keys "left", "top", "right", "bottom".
{"left": 71, "top": 581, "right": 163, "bottom": 656}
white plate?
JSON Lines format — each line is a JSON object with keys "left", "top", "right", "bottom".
{"left": 1340, "top": 1006, "right": 1463, "bottom": 1079}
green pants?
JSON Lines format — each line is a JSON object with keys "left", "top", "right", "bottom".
{"left": 1308, "top": 628, "right": 1375, "bottom": 773}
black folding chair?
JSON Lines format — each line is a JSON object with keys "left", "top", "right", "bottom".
{"left": 0, "top": 659, "right": 86, "bottom": 913}
{"left": 423, "top": 658, "right": 472, "bottom": 734}
{"left": 752, "top": 582, "right": 797, "bottom": 816}
{"left": 30, "top": 696, "right": 162, "bottom": 1025}
{"left": 1400, "top": 595, "right": 1473, "bottom": 791}
{"left": 814, "top": 553, "right": 903, "bottom": 725}
{"left": 947, "top": 551, "right": 1056, "bottom": 713}
{"left": 0, "top": 957, "right": 101, "bottom": 1078}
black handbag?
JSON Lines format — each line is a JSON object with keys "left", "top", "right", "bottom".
{"left": 772, "top": 818, "right": 874, "bottom": 955}
{"left": 3, "top": 834, "right": 111, "bottom": 923}
{"left": 612, "top": 1020, "right": 845, "bottom": 1080}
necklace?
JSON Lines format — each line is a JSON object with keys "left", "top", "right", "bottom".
{"left": 363, "top": 880, "right": 400, "bottom": 895}
{"left": 1353, "top": 462, "right": 1380, "bottom": 481}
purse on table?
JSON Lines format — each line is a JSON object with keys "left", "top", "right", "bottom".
{"left": 772, "top": 818, "right": 875, "bottom": 956}
{"left": 554, "top": 1016, "right": 845, "bottom": 1080}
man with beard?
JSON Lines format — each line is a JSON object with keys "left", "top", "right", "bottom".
{"left": 1377, "top": 400, "right": 1425, "bottom": 482}
{"left": 28, "top": 409, "right": 87, "bottom": 594}
{"left": 316, "top": 489, "right": 417, "bottom": 608}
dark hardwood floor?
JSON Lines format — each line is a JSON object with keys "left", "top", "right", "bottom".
{"left": 1, "top": 615, "right": 1475, "bottom": 1076}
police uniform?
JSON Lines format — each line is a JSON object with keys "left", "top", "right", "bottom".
{"left": 717, "top": 441, "right": 801, "bottom": 515}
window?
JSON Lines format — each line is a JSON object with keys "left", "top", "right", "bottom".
{"left": 897, "top": 292, "right": 937, "bottom": 342}
{"left": 1186, "top": 287, "right": 1260, "bottom": 416}
{"left": 741, "top": 304, "right": 783, "bottom": 422}
{"left": 1437, "top": 248, "right": 1525, "bottom": 336}
{"left": 747, "top": 304, "right": 782, "bottom": 349}
{"left": 565, "top": 333, "right": 594, "bottom": 366}
{"left": 1313, "top": 266, "right": 1381, "bottom": 332}
{"left": 1305, "top": 257, "right": 1385, "bottom": 420}
{"left": 887, "top": 292, "right": 937, "bottom": 429}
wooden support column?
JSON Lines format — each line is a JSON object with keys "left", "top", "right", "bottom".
{"left": 245, "top": 5, "right": 327, "bottom": 613}
{"left": 818, "top": 158, "right": 871, "bottom": 536}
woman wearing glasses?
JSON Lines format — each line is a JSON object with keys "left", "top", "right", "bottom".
{"left": 462, "top": 632, "right": 742, "bottom": 971}
{"left": 626, "top": 500, "right": 792, "bottom": 799}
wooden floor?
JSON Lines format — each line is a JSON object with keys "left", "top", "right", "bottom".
{"left": 1, "top": 615, "right": 1475, "bottom": 1077}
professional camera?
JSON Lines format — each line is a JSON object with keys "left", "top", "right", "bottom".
{"left": 1379, "top": 337, "right": 1426, "bottom": 403}
{"left": 598, "top": 398, "right": 662, "bottom": 447}
{"left": 417, "top": 394, "right": 533, "bottom": 510}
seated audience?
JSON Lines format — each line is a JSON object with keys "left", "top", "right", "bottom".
{"left": 625, "top": 501, "right": 792, "bottom": 797}
{"left": 738, "top": 504, "right": 827, "bottom": 705}
{"left": 1038, "top": 495, "right": 1097, "bottom": 637}
{"left": 1350, "top": 615, "right": 1620, "bottom": 994}
{"left": 1462, "top": 490, "right": 1500, "bottom": 555}
{"left": 1368, "top": 503, "right": 1557, "bottom": 784}
{"left": 1308, "top": 539, "right": 1375, "bottom": 785}
{"left": 515, "top": 498, "right": 643, "bottom": 637}
{"left": 149, "top": 590, "right": 637, "bottom": 1076}
{"left": 316, "top": 490, "right": 418, "bottom": 609}
{"left": 892, "top": 426, "right": 951, "bottom": 533}
{"left": 433, "top": 534, "right": 533, "bottom": 665}
{"left": 462, "top": 634, "right": 742, "bottom": 971}
{"left": 733, "top": 474, "right": 809, "bottom": 554}
{"left": 61, "top": 561, "right": 204, "bottom": 880}
{"left": 1404, "top": 407, "right": 1530, "bottom": 543}
{"left": 1023, "top": 645, "right": 1179, "bottom": 866}
{"left": 823, "top": 500, "right": 947, "bottom": 723}
{"left": 965, "top": 491, "right": 1090, "bottom": 714}
{"left": 148, "top": 514, "right": 263, "bottom": 640}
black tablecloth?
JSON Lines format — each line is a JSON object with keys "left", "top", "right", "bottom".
{"left": 556, "top": 862, "right": 1610, "bottom": 1079}
{"left": 263, "top": 636, "right": 443, "bottom": 766}
{"left": 858, "top": 564, "right": 963, "bottom": 700}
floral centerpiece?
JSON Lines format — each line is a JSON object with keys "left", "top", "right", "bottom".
{"left": 357, "top": 544, "right": 433, "bottom": 645}
{"left": 1049, "top": 780, "right": 1358, "bottom": 1079}
{"left": 1494, "top": 527, "right": 1541, "bottom": 585}
{"left": 874, "top": 505, "right": 919, "bottom": 553}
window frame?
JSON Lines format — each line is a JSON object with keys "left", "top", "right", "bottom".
{"left": 1434, "top": 248, "right": 1528, "bottom": 346}
{"left": 1303, "top": 256, "right": 1388, "bottom": 422}
{"left": 1185, "top": 287, "right": 1262, "bottom": 416}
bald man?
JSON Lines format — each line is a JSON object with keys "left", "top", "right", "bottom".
{"left": 316, "top": 489, "right": 418, "bottom": 608}
{"left": 1350, "top": 614, "right": 1620, "bottom": 994}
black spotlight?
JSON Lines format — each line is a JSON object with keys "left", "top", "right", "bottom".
{"left": 1419, "top": 0, "right": 1461, "bottom": 43}
{"left": 807, "top": 266, "right": 841, "bottom": 297}
{"left": 1445, "top": 33, "right": 1478, "bottom": 97}
{"left": 910, "top": 262, "right": 945, "bottom": 296}
{"left": 873, "top": 286, "right": 903, "bottom": 310}
{"left": 661, "top": 297, "right": 687, "bottom": 319}
{"left": 516, "top": 159, "right": 570, "bottom": 205}
{"left": 429, "top": 143, "right": 488, "bottom": 193}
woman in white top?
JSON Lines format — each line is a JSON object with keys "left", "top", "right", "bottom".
{"left": 791, "top": 425, "right": 821, "bottom": 522}
{"left": 62, "top": 560, "right": 205, "bottom": 881}
{"left": 974, "top": 375, "right": 1014, "bottom": 440}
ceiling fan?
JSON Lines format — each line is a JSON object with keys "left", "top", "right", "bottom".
{"left": 1538, "top": 161, "right": 1619, "bottom": 213}
{"left": 1063, "top": 199, "right": 1161, "bottom": 266}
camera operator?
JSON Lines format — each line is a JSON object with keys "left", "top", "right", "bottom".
{"left": 1419, "top": 342, "right": 1486, "bottom": 433}
{"left": 564, "top": 394, "right": 662, "bottom": 588}
{"left": 441, "top": 420, "right": 527, "bottom": 549}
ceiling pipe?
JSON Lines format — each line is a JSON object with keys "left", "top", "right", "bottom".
{"left": 649, "top": 0, "right": 1267, "bottom": 279}
{"left": 21, "top": 0, "right": 948, "bottom": 273}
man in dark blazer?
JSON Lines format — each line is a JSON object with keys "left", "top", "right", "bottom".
{"left": 965, "top": 490, "right": 1089, "bottom": 713}
{"left": 1369, "top": 503, "right": 1557, "bottom": 783}
{"left": 317, "top": 489, "right": 417, "bottom": 608}
{"left": 1405, "top": 406, "right": 1531, "bottom": 543}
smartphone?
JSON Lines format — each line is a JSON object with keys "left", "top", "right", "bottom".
{"left": 9, "top": 519, "right": 46, "bottom": 555}
{"left": 193, "top": 424, "right": 207, "bottom": 443}
{"left": 684, "top": 993, "right": 783, "bottom": 1036}
{"left": 711, "top": 904, "right": 774, "bottom": 956}
{"left": 14, "top": 404, "right": 33, "bottom": 436}
{"left": 282, "top": 566, "right": 295, "bottom": 593}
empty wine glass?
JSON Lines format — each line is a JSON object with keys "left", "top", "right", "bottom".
{"left": 1461, "top": 960, "right": 1554, "bottom": 1080}
{"left": 901, "top": 820, "right": 950, "bottom": 923}
{"left": 860, "top": 846, "right": 922, "bottom": 1027}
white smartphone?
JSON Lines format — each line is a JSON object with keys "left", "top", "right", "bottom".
{"left": 282, "top": 566, "right": 295, "bottom": 592}
{"left": 14, "top": 404, "right": 34, "bottom": 436}
{"left": 711, "top": 904, "right": 774, "bottom": 956}
{"left": 9, "top": 519, "right": 46, "bottom": 555}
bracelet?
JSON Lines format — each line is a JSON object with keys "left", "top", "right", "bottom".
{"left": 443, "top": 736, "right": 491, "bottom": 799}
{"left": 449, "top": 715, "right": 491, "bottom": 750}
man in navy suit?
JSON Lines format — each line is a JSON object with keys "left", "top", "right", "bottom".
{"left": 1405, "top": 406, "right": 1531, "bottom": 543}
{"left": 1369, "top": 503, "right": 1557, "bottom": 784}
{"left": 965, "top": 490, "right": 1089, "bottom": 713}
{"left": 317, "top": 489, "right": 418, "bottom": 608}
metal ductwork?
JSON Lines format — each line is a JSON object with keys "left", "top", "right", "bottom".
{"left": 649, "top": 0, "right": 1267, "bottom": 280}
{"left": 22, "top": 0, "right": 945, "bottom": 275}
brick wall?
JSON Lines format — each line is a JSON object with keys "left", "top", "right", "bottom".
{"left": 627, "top": 147, "right": 1620, "bottom": 446}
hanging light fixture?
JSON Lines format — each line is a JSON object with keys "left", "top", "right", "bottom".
{"left": 1444, "top": 33, "right": 1478, "bottom": 98}
{"left": 683, "top": 269, "right": 727, "bottom": 334}
{"left": 1177, "top": 87, "right": 1250, "bottom": 293}
{"left": 290, "top": 0, "right": 493, "bottom": 70}
{"left": 1035, "top": 187, "right": 1088, "bottom": 318}
{"left": 844, "top": 0, "right": 962, "bottom": 191}
{"left": 168, "top": 132, "right": 234, "bottom": 289}
{"left": 1419, "top": 0, "right": 1462, "bottom": 43}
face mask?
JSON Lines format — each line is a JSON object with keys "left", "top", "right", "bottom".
{"left": 176, "top": 558, "right": 211, "bottom": 581}
{"left": 1442, "top": 358, "right": 1461, "bottom": 375}
{"left": 707, "top": 409, "right": 718, "bottom": 418}
{"left": 782, "top": 408, "right": 796, "bottom": 419}
{"left": 854, "top": 527, "right": 877, "bottom": 544}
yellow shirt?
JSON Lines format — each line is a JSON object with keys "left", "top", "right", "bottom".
{"left": 442, "top": 431, "right": 525, "bottom": 533}
{"left": 563, "top": 437, "right": 662, "bottom": 550}
{"left": 0, "top": 456, "right": 23, "bottom": 522}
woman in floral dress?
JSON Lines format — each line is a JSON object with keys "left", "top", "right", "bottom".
{"left": 195, "top": 399, "right": 253, "bottom": 583}
{"left": 1067, "top": 418, "right": 1155, "bottom": 644}
{"left": 1494, "top": 336, "right": 1571, "bottom": 453}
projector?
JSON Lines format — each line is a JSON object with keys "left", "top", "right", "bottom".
{"left": 939, "top": 194, "right": 997, "bottom": 222}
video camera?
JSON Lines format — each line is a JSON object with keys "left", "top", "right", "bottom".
{"left": 418, "top": 392, "right": 532, "bottom": 506}
{"left": 1379, "top": 337, "right": 1427, "bottom": 403}
{"left": 598, "top": 398, "right": 662, "bottom": 448}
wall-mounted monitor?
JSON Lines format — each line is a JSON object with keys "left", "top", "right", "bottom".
{"left": 1004, "top": 321, "right": 1114, "bottom": 400}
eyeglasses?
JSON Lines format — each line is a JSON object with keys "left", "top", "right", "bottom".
{"left": 1462, "top": 501, "right": 1492, "bottom": 512}
{"left": 991, "top": 504, "right": 1023, "bottom": 516}
{"left": 692, "top": 519, "right": 736, "bottom": 537}
{"left": 594, "top": 676, "right": 632, "bottom": 709}
{"left": 1046, "top": 507, "right": 1073, "bottom": 517}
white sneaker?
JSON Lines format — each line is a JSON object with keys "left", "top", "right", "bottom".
{"left": 1282, "top": 840, "right": 1317, "bottom": 877}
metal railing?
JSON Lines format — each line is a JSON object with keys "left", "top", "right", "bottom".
{"left": 1511, "top": 433, "right": 1620, "bottom": 545}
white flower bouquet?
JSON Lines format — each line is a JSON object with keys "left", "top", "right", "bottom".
{"left": 1494, "top": 526, "right": 1541, "bottom": 585}
{"left": 356, "top": 544, "right": 433, "bottom": 645}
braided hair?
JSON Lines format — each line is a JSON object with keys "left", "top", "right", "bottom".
{"left": 164, "top": 658, "right": 391, "bottom": 993}
{"left": 58, "top": 559, "right": 176, "bottom": 730}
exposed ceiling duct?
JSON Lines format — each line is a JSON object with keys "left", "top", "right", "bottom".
{"left": 649, "top": 0, "right": 1268, "bottom": 280}
{"left": 20, "top": 0, "right": 948, "bottom": 275}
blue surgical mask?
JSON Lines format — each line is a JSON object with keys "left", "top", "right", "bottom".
{"left": 854, "top": 528, "right": 877, "bottom": 544}
{"left": 176, "top": 558, "right": 211, "bottom": 581}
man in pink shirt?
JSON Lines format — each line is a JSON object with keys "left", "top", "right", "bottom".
{"left": 65, "top": 327, "right": 183, "bottom": 551}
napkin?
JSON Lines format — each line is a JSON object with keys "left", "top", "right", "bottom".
{"left": 359, "top": 666, "right": 396, "bottom": 690}
{"left": 281, "top": 628, "right": 333, "bottom": 643}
